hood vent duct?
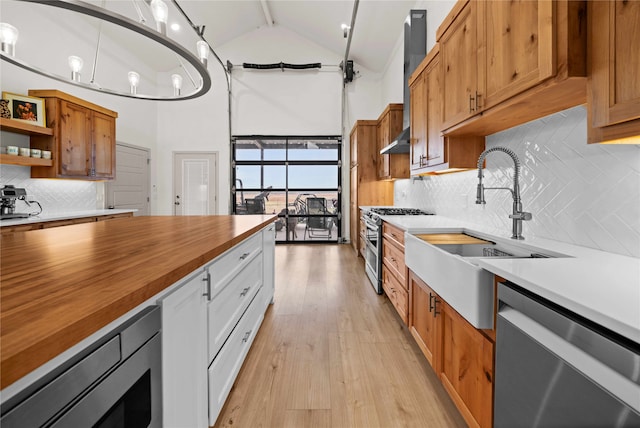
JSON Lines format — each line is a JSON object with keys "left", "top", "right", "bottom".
{"left": 380, "top": 9, "right": 426, "bottom": 155}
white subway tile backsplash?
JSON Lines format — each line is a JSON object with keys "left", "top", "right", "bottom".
{"left": 395, "top": 105, "right": 640, "bottom": 258}
{"left": 0, "top": 165, "right": 98, "bottom": 214}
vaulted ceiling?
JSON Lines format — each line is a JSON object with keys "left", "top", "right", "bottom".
{"left": 177, "top": 0, "right": 417, "bottom": 73}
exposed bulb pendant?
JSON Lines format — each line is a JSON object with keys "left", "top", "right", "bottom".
{"left": 128, "top": 71, "right": 140, "bottom": 95}
{"left": 171, "top": 73, "right": 182, "bottom": 96}
{"left": 196, "top": 40, "right": 209, "bottom": 67}
{"left": 0, "top": 23, "right": 18, "bottom": 57}
{"left": 150, "top": 0, "right": 168, "bottom": 35}
{"left": 68, "top": 55, "right": 83, "bottom": 82}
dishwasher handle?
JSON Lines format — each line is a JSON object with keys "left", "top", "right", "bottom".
{"left": 499, "top": 306, "right": 640, "bottom": 413}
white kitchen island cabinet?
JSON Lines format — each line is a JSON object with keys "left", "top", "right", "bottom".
{"left": 159, "top": 223, "right": 275, "bottom": 428}
{"left": 159, "top": 269, "right": 209, "bottom": 428}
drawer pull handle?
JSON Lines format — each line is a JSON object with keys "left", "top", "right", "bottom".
{"left": 429, "top": 292, "right": 441, "bottom": 317}
{"left": 202, "top": 272, "right": 211, "bottom": 301}
{"left": 242, "top": 330, "right": 252, "bottom": 343}
{"left": 239, "top": 252, "right": 250, "bottom": 260}
{"left": 240, "top": 287, "right": 251, "bottom": 297}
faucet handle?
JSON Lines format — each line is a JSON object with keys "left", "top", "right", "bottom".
{"left": 510, "top": 212, "right": 532, "bottom": 221}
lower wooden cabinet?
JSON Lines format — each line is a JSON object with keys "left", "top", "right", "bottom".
{"left": 409, "top": 271, "right": 441, "bottom": 369}
{"left": 382, "top": 221, "right": 409, "bottom": 325}
{"left": 382, "top": 265, "right": 408, "bottom": 324}
{"left": 440, "top": 301, "right": 494, "bottom": 428}
{"left": 409, "top": 269, "right": 495, "bottom": 428}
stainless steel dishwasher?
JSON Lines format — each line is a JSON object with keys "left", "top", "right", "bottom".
{"left": 1, "top": 306, "right": 162, "bottom": 428}
{"left": 495, "top": 281, "right": 640, "bottom": 427}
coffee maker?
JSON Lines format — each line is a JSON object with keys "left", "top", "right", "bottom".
{"left": 1, "top": 185, "right": 31, "bottom": 219}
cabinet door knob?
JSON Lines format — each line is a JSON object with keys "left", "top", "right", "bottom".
{"left": 240, "top": 286, "right": 251, "bottom": 297}
{"left": 239, "top": 252, "right": 250, "bottom": 260}
{"left": 242, "top": 330, "right": 252, "bottom": 343}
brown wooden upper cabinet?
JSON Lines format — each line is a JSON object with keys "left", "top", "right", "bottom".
{"left": 409, "top": 45, "right": 485, "bottom": 175}
{"left": 29, "top": 90, "right": 117, "bottom": 180}
{"left": 377, "top": 104, "right": 409, "bottom": 180}
{"left": 437, "top": 0, "right": 587, "bottom": 137}
{"left": 587, "top": 0, "right": 640, "bottom": 144}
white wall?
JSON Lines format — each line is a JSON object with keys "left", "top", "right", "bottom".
{"left": 0, "top": 2, "right": 159, "bottom": 213}
{"left": 155, "top": 25, "right": 385, "bottom": 218}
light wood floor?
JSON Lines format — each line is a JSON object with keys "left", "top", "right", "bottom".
{"left": 214, "top": 244, "right": 466, "bottom": 428}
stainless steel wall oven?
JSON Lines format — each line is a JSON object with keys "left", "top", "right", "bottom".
{"left": 1, "top": 306, "right": 162, "bottom": 428}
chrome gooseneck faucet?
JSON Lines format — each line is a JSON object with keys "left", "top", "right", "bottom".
{"left": 476, "top": 147, "right": 532, "bottom": 240}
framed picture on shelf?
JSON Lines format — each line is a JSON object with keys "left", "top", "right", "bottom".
{"left": 1, "top": 92, "right": 46, "bottom": 127}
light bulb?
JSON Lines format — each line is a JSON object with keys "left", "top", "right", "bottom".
{"left": 128, "top": 71, "right": 140, "bottom": 95}
{"left": 196, "top": 40, "right": 209, "bottom": 66}
{"left": 68, "top": 55, "right": 84, "bottom": 82}
{"left": 171, "top": 73, "right": 183, "bottom": 96}
{"left": 150, "top": 0, "right": 168, "bottom": 34}
{"left": 0, "top": 23, "right": 18, "bottom": 57}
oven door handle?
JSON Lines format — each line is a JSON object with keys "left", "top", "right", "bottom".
{"left": 499, "top": 306, "right": 640, "bottom": 412}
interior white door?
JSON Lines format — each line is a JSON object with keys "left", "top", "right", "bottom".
{"left": 173, "top": 152, "right": 218, "bottom": 215}
{"left": 105, "top": 143, "right": 150, "bottom": 215}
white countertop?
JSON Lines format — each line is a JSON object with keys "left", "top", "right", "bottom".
{"left": 0, "top": 209, "right": 136, "bottom": 227}
{"left": 380, "top": 214, "right": 640, "bottom": 345}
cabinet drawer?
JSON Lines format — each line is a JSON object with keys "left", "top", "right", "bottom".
{"left": 208, "top": 233, "right": 261, "bottom": 298}
{"left": 382, "top": 266, "right": 408, "bottom": 325}
{"left": 208, "top": 287, "right": 265, "bottom": 426}
{"left": 208, "top": 256, "right": 262, "bottom": 361}
{"left": 382, "top": 238, "right": 407, "bottom": 287}
{"left": 383, "top": 222, "right": 405, "bottom": 249}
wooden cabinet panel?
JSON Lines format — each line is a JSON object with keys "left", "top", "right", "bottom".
{"left": 409, "top": 271, "right": 442, "bottom": 370}
{"left": 59, "top": 100, "right": 92, "bottom": 177}
{"left": 409, "top": 45, "right": 485, "bottom": 175}
{"left": 410, "top": 69, "right": 427, "bottom": 171}
{"left": 382, "top": 239, "right": 406, "bottom": 287}
{"left": 377, "top": 104, "right": 408, "bottom": 180}
{"left": 382, "top": 222, "right": 405, "bottom": 249}
{"left": 92, "top": 110, "right": 116, "bottom": 178}
{"left": 587, "top": 0, "right": 640, "bottom": 144}
{"left": 29, "top": 90, "right": 117, "bottom": 180}
{"left": 440, "top": 301, "right": 494, "bottom": 428}
{"left": 349, "top": 120, "right": 392, "bottom": 255}
{"left": 382, "top": 265, "right": 408, "bottom": 325}
{"left": 436, "top": 0, "right": 587, "bottom": 138}
{"left": 440, "top": 0, "right": 480, "bottom": 130}
{"left": 482, "top": 0, "right": 555, "bottom": 110}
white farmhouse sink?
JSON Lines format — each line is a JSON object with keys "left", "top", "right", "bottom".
{"left": 404, "top": 232, "right": 567, "bottom": 329}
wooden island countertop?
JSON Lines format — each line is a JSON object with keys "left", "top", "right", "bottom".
{"left": 0, "top": 215, "right": 276, "bottom": 389}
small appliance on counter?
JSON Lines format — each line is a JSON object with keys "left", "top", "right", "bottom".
{"left": 0, "top": 185, "right": 42, "bottom": 220}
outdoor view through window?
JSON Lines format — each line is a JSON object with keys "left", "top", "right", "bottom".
{"left": 232, "top": 137, "right": 341, "bottom": 243}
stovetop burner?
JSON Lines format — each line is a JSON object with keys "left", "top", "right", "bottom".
{"left": 368, "top": 207, "right": 433, "bottom": 216}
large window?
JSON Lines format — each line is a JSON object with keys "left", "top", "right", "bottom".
{"left": 232, "top": 136, "right": 342, "bottom": 243}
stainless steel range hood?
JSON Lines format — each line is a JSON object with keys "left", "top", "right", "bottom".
{"left": 380, "top": 127, "right": 410, "bottom": 154}
{"left": 379, "top": 10, "right": 426, "bottom": 155}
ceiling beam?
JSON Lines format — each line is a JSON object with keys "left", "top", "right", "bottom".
{"left": 260, "top": 0, "right": 274, "bottom": 27}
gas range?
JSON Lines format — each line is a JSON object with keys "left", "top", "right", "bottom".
{"left": 364, "top": 207, "right": 434, "bottom": 225}
{"left": 360, "top": 207, "right": 433, "bottom": 295}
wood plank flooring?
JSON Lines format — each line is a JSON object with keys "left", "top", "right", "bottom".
{"left": 213, "top": 244, "right": 466, "bottom": 428}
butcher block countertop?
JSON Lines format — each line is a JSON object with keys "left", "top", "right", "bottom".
{"left": 0, "top": 215, "right": 276, "bottom": 389}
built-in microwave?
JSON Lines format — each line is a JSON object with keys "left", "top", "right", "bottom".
{"left": 1, "top": 306, "right": 162, "bottom": 428}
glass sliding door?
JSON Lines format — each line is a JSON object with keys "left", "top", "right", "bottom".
{"left": 232, "top": 136, "right": 342, "bottom": 243}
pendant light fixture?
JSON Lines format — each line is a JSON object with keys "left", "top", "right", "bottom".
{"left": 0, "top": 1, "right": 212, "bottom": 101}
